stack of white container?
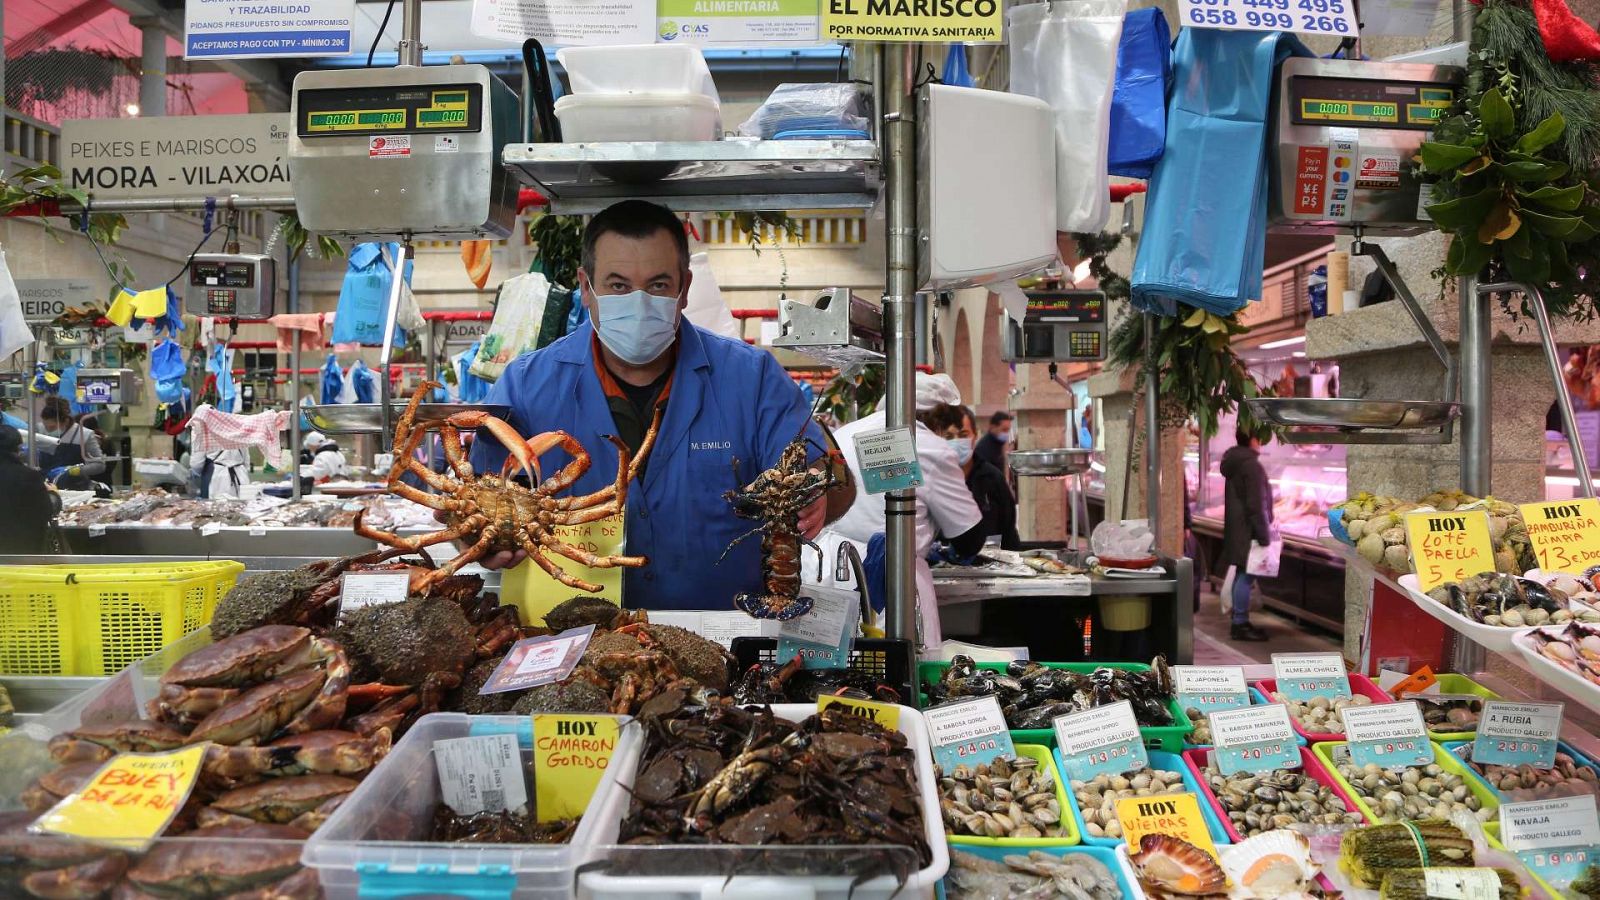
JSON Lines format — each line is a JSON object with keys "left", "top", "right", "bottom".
{"left": 553, "top": 45, "right": 723, "bottom": 143}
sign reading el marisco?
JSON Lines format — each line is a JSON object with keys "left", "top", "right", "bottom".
{"left": 822, "top": 0, "right": 1001, "bottom": 42}
{"left": 61, "top": 115, "right": 291, "bottom": 201}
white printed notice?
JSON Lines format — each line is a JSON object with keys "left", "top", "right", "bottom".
{"left": 339, "top": 572, "right": 411, "bottom": 616}
{"left": 657, "top": 0, "right": 821, "bottom": 45}
{"left": 185, "top": 0, "right": 354, "bottom": 58}
{"left": 1499, "top": 795, "right": 1600, "bottom": 850}
{"left": 471, "top": 0, "right": 657, "bottom": 45}
{"left": 434, "top": 734, "right": 529, "bottom": 816}
{"left": 1178, "top": 0, "right": 1356, "bottom": 37}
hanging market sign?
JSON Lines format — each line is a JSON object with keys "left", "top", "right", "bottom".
{"left": 1178, "top": 0, "right": 1356, "bottom": 37}
{"left": 60, "top": 115, "right": 292, "bottom": 201}
{"left": 1519, "top": 499, "right": 1600, "bottom": 576}
{"left": 16, "top": 280, "right": 96, "bottom": 325}
{"left": 822, "top": 0, "right": 1002, "bottom": 43}
{"left": 658, "top": 0, "right": 821, "bottom": 44}
{"left": 185, "top": 0, "right": 355, "bottom": 58}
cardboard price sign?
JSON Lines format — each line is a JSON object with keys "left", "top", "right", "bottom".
{"left": 1405, "top": 509, "right": 1496, "bottom": 592}
{"left": 1173, "top": 666, "right": 1250, "bottom": 715}
{"left": 1272, "top": 652, "right": 1352, "bottom": 701}
{"left": 31, "top": 745, "right": 208, "bottom": 850}
{"left": 1520, "top": 499, "right": 1600, "bottom": 576}
{"left": 817, "top": 695, "right": 901, "bottom": 730}
{"left": 1209, "top": 704, "right": 1299, "bottom": 776}
{"left": 925, "top": 696, "right": 1014, "bottom": 771}
{"left": 1115, "top": 792, "right": 1220, "bottom": 862}
{"left": 532, "top": 715, "right": 618, "bottom": 822}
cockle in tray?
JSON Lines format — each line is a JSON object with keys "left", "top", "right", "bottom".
{"left": 358, "top": 380, "right": 661, "bottom": 594}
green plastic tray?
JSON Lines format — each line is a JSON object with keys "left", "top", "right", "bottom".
{"left": 943, "top": 743, "right": 1081, "bottom": 848}
{"left": 1406, "top": 674, "right": 1502, "bottom": 742}
{"left": 1312, "top": 740, "right": 1502, "bottom": 839}
{"left": 918, "top": 660, "right": 1193, "bottom": 752}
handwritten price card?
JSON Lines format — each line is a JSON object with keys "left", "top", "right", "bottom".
{"left": 1474, "top": 701, "right": 1563, "bottom": 769}
{"left": 925, "top": 695, "right": 1015, "bottom": 771}
{"left": 1520, "top": 499, "right": 1600, "bottom": 576}
{"left": 1179, "top": 0, "right": 1356, "bottom": 36}
{"left": 1116, "top": 792, "right": 1220, "bottom": 862}
{"left": 1054, "top": 700, "right": 1148, "bottom": 782}
{"left": 1210, "top": 704, "right": 1300, "bottom": 776}
{"left": 1343, "top": 700, "right": 1433, "bottom": 768}
{"left": 1272, "top": 652, "right": 1351, "bottom": 701}
{"left": 1406, "top": 509, "right": 1496, "bottom": 592}
{"left": 532, "top": 715, "right": 618, "bottom": 822}
{"left": 32, "top": 745, "right": 207, "bottom": 850}
{"left": 1173, "top": 666, "right": 1250, "bottom": 715}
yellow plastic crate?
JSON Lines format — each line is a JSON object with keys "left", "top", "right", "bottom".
{"left": 0, "top": 561, "right": 244, "bottom": 675}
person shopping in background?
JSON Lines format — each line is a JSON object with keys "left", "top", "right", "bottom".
{"left": 1078, "top": 403, "right": 1095, "bottom": 450}
{"left": 975, "top": 410, "right": 1013, "bottom": 472}
{"left": 0, "top": 425, "right": 57, "bottom": 554}
{"left": 923, "top": 403, "right": 1020, "bottom": 550}
{"left": 1221, "top": 427, "right": 1273, "bottom": 642}
{"left": 303, "top": 432, "right": 349, "bottom": 482}
{"left": 38, "top": 396, "right": 106, "bottom": 490}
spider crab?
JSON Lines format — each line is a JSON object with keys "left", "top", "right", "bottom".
{"left": 356, "top": 380, "right": 661, "bottom": 594}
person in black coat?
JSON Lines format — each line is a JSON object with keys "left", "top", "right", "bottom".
{"left": 0, "top": 425, "right": 57, "bottom": 555}
{"left": 1221, "top": 427, "right": 1274, "bottom": 641}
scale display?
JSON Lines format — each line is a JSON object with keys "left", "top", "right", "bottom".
{"left": 185, "top": 254, "right": 274, "bottom": 318}
{"left": 1027, "top": 292, "right": 1105, "bottom": 323}
{"left": 1289, "top": 76, "right": 1453, "bottom": 130}
{"left": 297, "top": 84, "right": 483, "bottom": 138}
{"left": 1002, "top": 290, "right": 1107, "bottom": 363}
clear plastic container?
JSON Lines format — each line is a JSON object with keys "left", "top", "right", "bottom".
{"left": 302, "top": 712, "right": 634, "bottom": 899}
{"left": 553, "top": 93, "right": 721, "bottom": 143}
{"left": 577, "top": 703, "right": 949, "bottom": 900}
{"left": 556, "top": 45, "right": 717, "bottom": 101}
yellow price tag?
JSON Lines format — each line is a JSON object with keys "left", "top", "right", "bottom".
{"left": 31, "top": 744, "right": 207, "bottom": 850}
{"left": 1405, "top": 509, "right": 1497, "bottom": 592}
{"left": 1115, "top": 792, "right": 1220, "bottom": 863}
{"left": 532, "top": 715, "right": 619, "bottom": 823}
{"left": 503, "top": 514, "right": 627, "bottom": 626}
{"left": 1519, "top": 499, "right": 1600, "bottom": 576}
{"left": 816, "top": 695, "right": 901, "bottom": 730}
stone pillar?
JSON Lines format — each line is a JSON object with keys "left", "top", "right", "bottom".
{"left": 1086, "top": 366, "right": 1185, "bottom": 555}
{"left": 1307, "top": 289, "right": 1600, "bottom": 660}
{"left": 131, "top": 18, "right": 166, "bottom": 117}
{"left": 1009, "top": 361, "right": 1074, "bottom": 543}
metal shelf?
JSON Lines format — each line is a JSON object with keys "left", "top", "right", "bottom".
{"left": 501, "top": 140, "right": 881, "bottom": 214}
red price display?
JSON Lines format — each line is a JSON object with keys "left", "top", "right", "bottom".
{"left": 1495, "top": 740, "right": 1543, "bottom": 754}
{"left": 956, "top": 740, "right": 999, "bottom": 757}
{"left": 1379, "top": 741, "right": 1418, "bottom": 753}
{"left": 1087, "top": 746, "right": 1130, "bottom": 765}
{"left": 1235, "top": 744, "right": 1283, "bottom": 761}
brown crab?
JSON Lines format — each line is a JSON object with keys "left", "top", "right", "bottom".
{"left": 157, "top": 628, "right": 351, "bottom": 746}
{"left": 355, "top": 380, "right": 661, "bottom": 595}
{"left": 123, "top": 822, "right": 309, "bottom": 896}
{"left": 48, "top": 720, "right": 189, "bottom": 764}
{"left": 199, "top": 775, "right": 359, "bottom": 829}
{"left": 0, "top": 811, "right": 130, "bottom": 899}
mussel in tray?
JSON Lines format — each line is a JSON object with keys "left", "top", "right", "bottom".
{"left": 924, "top": 655, "right": 1175, "bottom": 730}
{"left": 1425, "top": 572, "right": 1575, "bottom": 627}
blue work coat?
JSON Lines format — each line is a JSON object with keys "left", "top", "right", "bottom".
{"left": 470, "top": 321, "right": 823, "bottom": 610}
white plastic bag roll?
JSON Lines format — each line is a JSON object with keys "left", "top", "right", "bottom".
{"left": 685, "top": 252, "right": 741, "bottom": 341}
{"left": 1008, "top": 0, "right": 1127, "bottom": 233}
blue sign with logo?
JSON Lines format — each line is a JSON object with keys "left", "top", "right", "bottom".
{"left": 1473, "top": 701, "right": 1563, "bottom": 769}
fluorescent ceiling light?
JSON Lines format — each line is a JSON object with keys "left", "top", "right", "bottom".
{"left": 1259, "top": 336, "right": 1306, "bottom": 350}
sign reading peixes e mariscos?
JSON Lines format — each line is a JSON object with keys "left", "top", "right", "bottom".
{"left": 61, "top": 115, "right": 292, "bottom": 201}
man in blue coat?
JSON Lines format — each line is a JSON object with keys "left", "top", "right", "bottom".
{"left": 469, "top": 200, "right": 855, "bottom": 611}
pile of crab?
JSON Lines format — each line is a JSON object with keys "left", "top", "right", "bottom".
{"left": 457, "top": 596, "right": 739, "bottom": 716}
{"left": 609, "top": 686, "right": 931, "bottom": 886}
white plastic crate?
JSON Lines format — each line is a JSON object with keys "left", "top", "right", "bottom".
{"left": 577, "top": 703, "right": 949, "bottom": 900}
{"left": 302, "top": 712, "right": 633, "bottom": 900}
{"left": 553, "top": 93, "right": 721, "bottom": 143}
{"left": 556, "top": 44, "right": 718, "bottom": 101}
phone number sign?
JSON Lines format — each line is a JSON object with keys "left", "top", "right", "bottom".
{"left": 1180, "top": 0, "right": 1355, "bottom": 35}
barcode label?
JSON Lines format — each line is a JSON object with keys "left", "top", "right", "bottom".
{"left": 434, "top": 734, "right": 527, "bottom": 816}
{"left": 480, "top": 789, "right": 505, "bottom": 811}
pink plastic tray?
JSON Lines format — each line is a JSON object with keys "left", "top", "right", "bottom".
{"left": 1252, "top": 674, "right": 1393, "bottom": 744}
{"left": 1182, "top": 746, "right": 1371, "bottom": 843}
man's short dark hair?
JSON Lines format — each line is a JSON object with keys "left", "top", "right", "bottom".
{"left": 1236, "top": 427, "right": 1254, "bottom": 446}
{"left": 581, "top": 200, "right": 689, "bottom": 277}
{"left": 988, "top": 411, "right": 1014, "bottom": 427}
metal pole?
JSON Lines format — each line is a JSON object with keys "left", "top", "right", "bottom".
{"left": 136, "top": 20, "right": 167, "bottom": 116}
{"left": 288, "top": 257, "right": 303, "bottom": 502}
{"left": 882, "top": 45, "right": 919, "bottom": 645}
{"left": 397, "top": 0, "right": 425, "bottom": 67}
{"left": 66, "top": 196, "right": 297, "bottom": 215}
{"left": 378, "top": 244, "right": 408, "bottom": 453}
{"left": 1143, "top": 313, "right": 1161, "bottom": 542}
{"left": 1459, "top": 273, "right": 1489, "bottom": 496}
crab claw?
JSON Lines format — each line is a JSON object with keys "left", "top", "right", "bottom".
{"left": 447, "top": 410, "right": 541, "bottom": 485}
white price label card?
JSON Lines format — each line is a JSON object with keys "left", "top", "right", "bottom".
{"left": 925, "top": 696, "right": 1015, "bottom": 771}
{"left": 1209, "top": 704, "right": 1300, "bottom": 774}
{"left": 1422, "top": 868, "right": 1506, "bottom": 900}
{"left": 338, "top": 572, "right": 411, "bottom": 615}
{"left": 1500, "top": 795, "right": 1600, "bottom": 850}
{"left": 1272, "top": 652, "right": 1351, "bottom": 700}
{"left": 249, "top": 526, "right": 267, "bottom": 537}
{"left": 88, "top": 524, "right": 106, "bottom": 537}
{"left": 853, "top": 428, "right": 923, "bottom": 494}
{"left": 1173, "top": 666, "right": 1247, "bottom": 696}
{"left": 1178, "top": 0, "right": 1357, "bottom": 36}
{"left": 480, "top": 627, "right": 594, "bottom": 694}
{"left": 200, "top": 522, "right": 223, "bottom": 537}
{"left": 1052, "top": 700, "right": 1148, "bottom": 781}
{"left": 1475, "top": 701, "right": 1564, "bottom": 768}
{"left": 1343, "top": 700, "right": 1432, "bottom": 768}
{"left": 434, "top": 733, "right": 529, "bottom": 816}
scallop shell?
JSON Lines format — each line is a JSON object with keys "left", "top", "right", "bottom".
{"left": 1130, "top": 833, "right": 1229, "bottom": 896}
{"left": 1220, "top": 830, "right": 1317, "bottom": 898}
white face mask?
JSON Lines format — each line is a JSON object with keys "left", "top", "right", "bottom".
{"left": 948, "top": 437, "right": 974, "bottom": 465}
{"left": 592, "top": 288, "right": 680, "bottom": 366}
{"left": 996, "top": 429, "right": 1013, "bottom": 444}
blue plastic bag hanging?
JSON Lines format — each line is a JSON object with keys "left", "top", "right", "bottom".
{"left": 331, "top": 243, "right": 412, "bottom": 346}
{"left": 58, "top": 365, "right": 87, "bottom": 415}
{"left": 1131, "top": 29, "right": 1309, "bottom": 316}
{"left": 150, "top": 340, "right": 187, "bottom": 404}
{"left": 348, "top": 361, "right": 377, "bottom": 404}
{"left": 320, "top": 355, "right": 342, "bottom": 404}
{"left": 941, "top": 45, "right": 975, "bottom": 88}
{"left": 207, "top": 344, "right": 238, "bottom": 413}
{"left": 1106, "top": 7, "right": 1172, "bottom": 179}
{"left": 455, "top": 341, "right": 491, "bottom": 404}
{"left": 566, "top": 296, "right": 589, "bottom": 334}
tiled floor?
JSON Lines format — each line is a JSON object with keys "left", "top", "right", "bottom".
{"left": 1192, "top": 590, "right": 1342, "bottom": 665}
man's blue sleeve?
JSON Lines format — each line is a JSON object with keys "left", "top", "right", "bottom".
{"left": 752, "top": 353, "right": 826, "bottom": 470}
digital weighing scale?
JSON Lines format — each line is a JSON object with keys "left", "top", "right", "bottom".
{"left": 184, "top": 253, "right": 275, "bottom": 318}
{"left": 1270, "top": 58, "right": 1464, "bottom": 235}
{"left": 1000, "top": 290, "right": 1108, "bottom": 363}
{"left": 288, "top": 64, "right": 521, "bottom": 241}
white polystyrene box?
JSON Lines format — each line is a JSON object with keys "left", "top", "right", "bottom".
{"left": 918, "top": 84, "right": 1058, "bottom": 290}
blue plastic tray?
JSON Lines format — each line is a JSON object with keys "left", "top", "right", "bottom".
{"left": 1055, "top": 748, "right": 1233, "bottom": 847}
